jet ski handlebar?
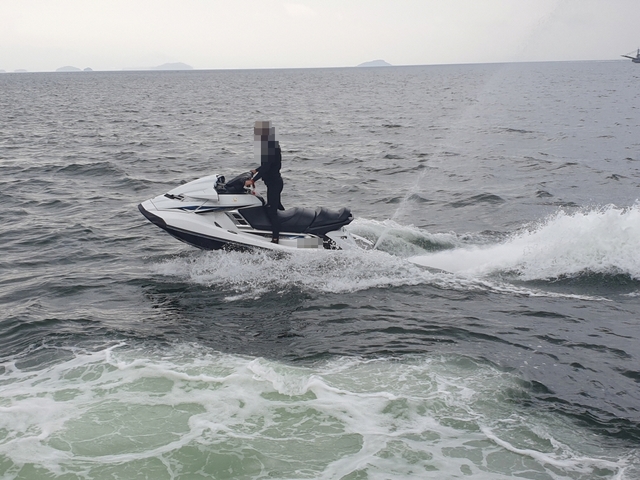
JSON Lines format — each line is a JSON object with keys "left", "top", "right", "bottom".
{"left": 216, "top": 172, "right": 254, "bottom": 194}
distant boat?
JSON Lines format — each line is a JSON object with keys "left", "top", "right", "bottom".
{"left": 621, "top": 49, "right": 640, "bottom": 63}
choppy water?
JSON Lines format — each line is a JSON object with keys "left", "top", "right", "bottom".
{"left": 1, "top": 61, "right": 640, "bottom": 479}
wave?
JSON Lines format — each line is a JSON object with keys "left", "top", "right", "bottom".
{"left": 407, "top": 205, "right": 640, "bottom": 282}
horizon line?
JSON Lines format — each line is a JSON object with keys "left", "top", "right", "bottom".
{"left": 0, "top": 58, "right": 628, "bottom": 74}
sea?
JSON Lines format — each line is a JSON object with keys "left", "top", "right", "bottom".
{"left": 1, "top": 61, "right": 639, "bottom": 479}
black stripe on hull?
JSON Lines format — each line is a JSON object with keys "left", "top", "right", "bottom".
{"left": 163, "top": 226, "right": 228, "bottom": 250}
{"left": 139, "top": 203, "right": 256, "bottom": 251}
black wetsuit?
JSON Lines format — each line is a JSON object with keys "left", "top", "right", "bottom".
{"left": 252, "top": 140, "right": 284, "bottom": 240}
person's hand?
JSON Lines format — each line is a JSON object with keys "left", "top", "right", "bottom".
{"left": 245, "top": 179, "right": 255, "bottom": 187}
{"left": 250, "top": 169, "right": 257, "bottom": 174}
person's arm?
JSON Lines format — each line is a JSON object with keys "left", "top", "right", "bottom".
{"left": 245, "top": 168, "right": 258, "bottom": 187}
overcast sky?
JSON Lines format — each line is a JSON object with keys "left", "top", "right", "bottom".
{"left": 1, "top": 0, "right": 639, "bottom": 72}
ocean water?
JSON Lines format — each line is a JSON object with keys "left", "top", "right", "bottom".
{"left": 1, "top": 61, "right": 639, "bottom": 479}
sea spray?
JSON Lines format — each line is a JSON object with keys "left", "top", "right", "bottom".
{"left": 149, "top": 222, "right": 606, "bottom": 302}
{"left": 408, "top": 205, "right": 640, "bottom": 281}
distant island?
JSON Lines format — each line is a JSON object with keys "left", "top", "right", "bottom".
{"left": 357, "top": 60, "right": 392, "bottom": 67}
{"left": 51, "top": 63, "right": 192, "bottom": 73}
{"left": 56, "top": 66, "right": 93, "bottom": 72}
{"left": 123, "top": 62, "right": 194, "bottom": 71}
{"left": 56, "top": 66, "right": 82, "bottom": 72}
{"left": 149, "top": 62, "right": 193, "bottom": 71}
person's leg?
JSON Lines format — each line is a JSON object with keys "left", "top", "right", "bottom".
{"left": 266, "top": 179, "right": 283, "bottom": 242}
{"left": 265, "top": 203, "right": 279, "bottom": 242}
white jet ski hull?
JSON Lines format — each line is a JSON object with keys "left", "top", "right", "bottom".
{"left": 139, "top": 173, "right": 356, "bottom": 252}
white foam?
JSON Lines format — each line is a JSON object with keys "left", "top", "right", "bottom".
{"left": 150, "top": 231, "right": 601, "bottom": 302}
{"left": 0, "top": 345, "right": 632, "bottom": 478}
{"left": 348, "top": 217, "right": 464, "bottom": 255}
{"left": 481, "top": 426, "right": 623, "bottom": 473}
{"left": 151, "top": 246, "right": 436, "bottom": 296}
{"left": 409, "top": 205, "right": 640, "bottom": 281}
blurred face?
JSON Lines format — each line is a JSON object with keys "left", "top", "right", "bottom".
{"left": 254, "top": 121, "right": 271, "bottom": 140}
{"left": 254, "top": 127, "right": 269, "bottom": 139}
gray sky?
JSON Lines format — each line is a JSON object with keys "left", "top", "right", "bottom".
{"left": 1, "top": 0, "right": 639, "bottom": 72}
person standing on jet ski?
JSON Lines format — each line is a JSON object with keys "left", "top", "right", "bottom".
{"left": 245, "top": 120, "right": 284, "bottom": 244}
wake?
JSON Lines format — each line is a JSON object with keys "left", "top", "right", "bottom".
{"left": 407, "top": 205, "right": 640, "bottom": 281}
{"left": 147, "top": 208, "right": 638, "bottom": 302}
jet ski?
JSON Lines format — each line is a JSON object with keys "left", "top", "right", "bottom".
{"left": 138, "top": 172, "right": 356, "bottom": 251}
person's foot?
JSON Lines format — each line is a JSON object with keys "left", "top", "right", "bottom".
{"left": 271, "top": 238, "right": 279, "bottom": 244}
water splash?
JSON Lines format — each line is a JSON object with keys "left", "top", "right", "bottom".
{"left": 149, "top": 218, "right": 608, "bottom": 302}
{"left": 409, "top": 205, "right": 640, "bottom": 281}
{"left": 151, "top": 246, "right": 435, "bottom": 298}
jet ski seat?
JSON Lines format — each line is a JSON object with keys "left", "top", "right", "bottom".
{"left": 239, "top": 205, "right": 352, "bottom": 236}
